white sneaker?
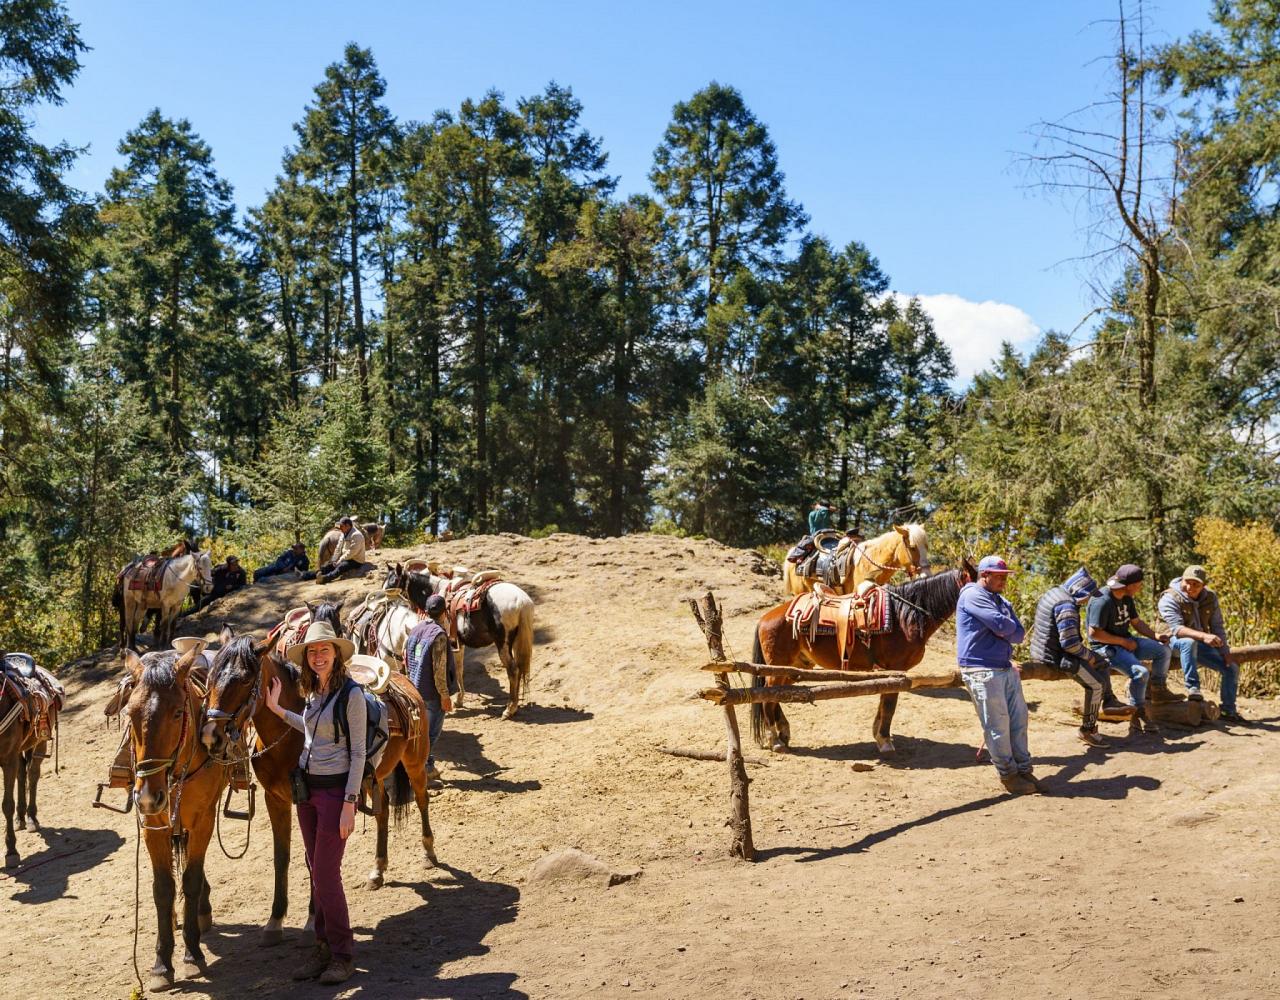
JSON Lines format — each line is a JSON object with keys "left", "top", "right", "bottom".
{"left": 1187, "top": 688, "right": 1203, "bottom": 701}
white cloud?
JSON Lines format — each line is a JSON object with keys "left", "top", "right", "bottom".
{"left": 891, "top": 292, "right": 1041, "bottom": 387}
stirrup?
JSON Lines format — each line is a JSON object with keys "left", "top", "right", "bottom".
{"left": 221, "top": 782, "right": 256, "bottom": 821}
{"left": 92, "top": 781, "right": 134, "bottom": 814}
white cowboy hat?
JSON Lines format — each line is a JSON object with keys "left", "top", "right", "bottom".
{"left": 348, "top": 653, "right": 392, "bottom": 694}
{"left": 172, "top": 635, "right": 220, "bottom": 656}
{"left": 285, "top": 620, "right": 355, "bottom": 666}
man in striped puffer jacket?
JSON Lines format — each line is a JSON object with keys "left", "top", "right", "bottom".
{"left": 1030, "top": 567, "right": 1129, "bottom": 749}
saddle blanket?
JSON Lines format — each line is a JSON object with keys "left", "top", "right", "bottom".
{"left": 125, "top": 555, "right": 168, "bottom": 592}
{"left": 784, "top": 585, "right": 891, "bottom": 668}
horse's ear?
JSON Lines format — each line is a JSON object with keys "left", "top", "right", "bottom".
{"left": 123, "top": 648, "right": 144, "bottom": 683}
{"left": 219, "top": 624, "right": 234, "bottom": 646}
{"left": 894, "top": 524, "right": 909, "bottom": 537}
{"left": 175, "top": 646, "right": 200, "bottom": 682}
{"left": 305, "top": 601, "right": 316, "bottom": 615}
{"left": 335, "top": 599, "right": 345, "bottom": 614}
{"left": 254, "top": 636, "right": 272, "bottom": 656}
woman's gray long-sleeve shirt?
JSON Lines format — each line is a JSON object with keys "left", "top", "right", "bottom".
{"left": 282, "top": 683, "right": 366, "bottom": 799}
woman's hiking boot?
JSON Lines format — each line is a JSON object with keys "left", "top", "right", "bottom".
{"left": 291, "top": 942, "right": 331, "bottom": 981}
{"left": 319, "top": 957, "right": 356, "bottom": 985}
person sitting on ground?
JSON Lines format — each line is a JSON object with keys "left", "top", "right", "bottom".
{"left": 1158, "top": 565, "right": 1245, "bottom": 723}
{"left": 807, "top": 500, "right": 835, "bottom": 537}
{"left": 403, "top": 593, "right": 455, "bottom": 785}
{"left": 1086, "top": 563, "right": 1172, "bottom": 737}
{"left": 198, "top": 555, "right": 246, "bottom": 609}
{"left": 263, "top": 620, "right": 363, "bottom": 986}
{"left": 254, "top": 541, "right": 310, "bottom": 582}
{"left": 1030, "top": 567, "right": 1126, "bottom": 749}
{"left": 315, "top": 518, "right": 366, "bottom": 584}
{"left": 957, "top": 556, "right": 1042, "bottom": 795}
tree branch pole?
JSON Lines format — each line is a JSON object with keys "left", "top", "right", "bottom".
{"left": 689, "top": 592, "right": 754, "bottom": 861}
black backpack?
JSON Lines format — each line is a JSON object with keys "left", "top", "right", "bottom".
{"left": 333, "top": 678, "right": 389, "bottom": 776}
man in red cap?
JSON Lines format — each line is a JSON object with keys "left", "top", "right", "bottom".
{"left": 956, "top": 556, "right": 1040, "bottom": 795}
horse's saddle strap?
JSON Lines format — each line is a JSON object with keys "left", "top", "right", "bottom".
{"left": 785, "top": 587, "right": 891, "bottom": 663}
{"left": 381, "top": 683, "right": 419, "bottom": 740}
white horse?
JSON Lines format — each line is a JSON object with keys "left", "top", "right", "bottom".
{"left": 397, "top": 565, "right": 535, "bottom": 720}
{"left": 119, "top": 551, "right": 214, "bottom": 652}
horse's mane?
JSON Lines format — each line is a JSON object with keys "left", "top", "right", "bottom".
{"left": 887, "top": 568, "right": 963, "bottom": 640}
{"left": 210, "top": 634, "right": 259, "bottom": 688}
{"left": 905, "top": 523, "right": 927, "bottom": 548}
{"left": 138, "top": 650, "right": 180, "bottom": 687}
{"left": 311, "top": 602, "right": 343, "bottom": 630}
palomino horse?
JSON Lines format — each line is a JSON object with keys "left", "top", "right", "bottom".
{"left": 783, "top": 523, "right": 931, "bottom": 596}
{"left": 753, "top": 559, "right": 975, "bottom": 754}
{"left": 1, "top": 654, "right": 60, "bottom": 867}
{"left": 202, "top": 625, "right": 437, "bottom": 900}
{"left": 122, "top": 644, "right": 228, "bottom": 992}
{"left": 400, "top": 566, "right": 535, "bottom": 719}
{"left": 199, "top": 630, "right": 302, "bottom": 946}
{"left": 119, "top": 550, "right": 214, "bottom": 651}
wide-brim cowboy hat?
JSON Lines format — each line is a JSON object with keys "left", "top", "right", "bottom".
{"left": 172, "top": 634, "right": 220, "bottom": 657}
{"left": 347, "top": 653, "right": 392, "bottom": 694}
{"left": 285, "top": 620, "right": 355, "bottom": 666}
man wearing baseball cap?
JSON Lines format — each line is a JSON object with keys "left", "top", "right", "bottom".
{"left": 1086, "top": 563, "right": 1172, "bottom": 736}
{"left": 1030, "top": 567, "right": 1129, "bottom": 748}
{"left": 956, "top": 556, "right": 1040, "bottom": 795}
{"left": 1158, "top": 566, "right": 1244, "bottom": 723}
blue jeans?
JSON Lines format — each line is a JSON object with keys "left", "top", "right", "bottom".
{"left": 1169, "top": 637, "right": 1238, "bottom": 711}
{"left": 961, "top": 666, "right": 1031, "bottom": 778}
{"left": 423, "top": 692, "right": 445, "bottom": 770}
{"left": 1101, "top": 636, "right": 1171, "bottom": 706}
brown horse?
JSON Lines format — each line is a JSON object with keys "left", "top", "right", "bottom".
{"left": 753, "top": 559, "right": 976, "bottom": 755}
{"left": 1, "top": 656, "right": 59, "bottom": 868}
{"left": 203, "top": 615, "right": 436, "bottom": 907}
{"left": 122, "top": 644, "right": 228, "bottom": 992}
{"left": 199, "top": 630, "right": 302, "bottom": 947}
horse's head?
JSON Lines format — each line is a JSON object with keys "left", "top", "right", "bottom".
{"left": 195, "top": 549, "right": 214, "bottom": 593}
{"left": 960, "top": 555, "right": 978, "bottom": 585}
{"left": 124, "top": 645, "right": 200, "bottom": 817}
{"left": 383, "top": 562, "right": 405, "bottom": 592}
{"left": 201, "top": 627, "right": 270, "bottom": 759}
{"left": 405, "top": 569, "right": 434, "bottom": 610}
{"left": 895, "top": 524, "right": 931, "bottom": 577}
{"left": 306, "top": 599, "right": 344, "bottom": 633}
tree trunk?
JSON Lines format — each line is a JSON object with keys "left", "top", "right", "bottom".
{"left": 474, "top": 284, "right": 489, "bottom": 531}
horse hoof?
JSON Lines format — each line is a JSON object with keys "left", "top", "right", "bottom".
{"left": 198, "top": 913, "right": 213, "bottom": 933}
{"left": 771, "top": 741, "right": 788, "bottom": 754}
{"left": 180, "top": 959, "right": 203, "bottom": 981}
{"left": 147, "top": 971, "right": 176, "bottom": 992}
{"left": 877, "top": 741, "right": 896, "bottom": 756}
{"left": 366, "top": 874, "right": 384, "bottom": 891}
{"left": 15, "top": 819, "right": 24, "bottom": 832}
{"left": 25, "top": 817, "right": 38, "bottom": 832}
{"left": 501, "top": 706, "right": 517, "bottom": 720}
{"left": 3, "top": 852, "right": 18, "bottom": 869}
{"left": 258, "top": 927, "right": 284, "bottom": 948}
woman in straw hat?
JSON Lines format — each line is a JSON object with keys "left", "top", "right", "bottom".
{"left": 264, "top": 620, "right": 363, "bottom": 985}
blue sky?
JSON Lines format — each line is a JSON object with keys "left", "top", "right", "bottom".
{"left": 37, "top": 0, "right": 1213, "bottom": 385}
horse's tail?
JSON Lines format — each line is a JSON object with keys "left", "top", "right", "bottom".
{"left": 512, "top": 597, "right": 534, "bottom": 686}
{"left": 750, "top": 627, "right": 768, "bottom": 749}
{"left": 390, "top": 761, "right": 413, "bottom": 828}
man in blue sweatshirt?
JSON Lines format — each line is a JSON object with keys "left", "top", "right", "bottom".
{"left": 957, "top": 555, "right": 1039, "bottom": 795}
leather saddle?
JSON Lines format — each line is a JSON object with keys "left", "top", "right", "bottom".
{"left": 444, "top": 576, "right": 501, "bottom": 646}
{"left": 784, "top": 585, "right": 892, "bottom": 667}
{"left": 125, "top": 555, "right": 169, "bottom": 592}
{"left": 380, "top": 675, "right": 421, "bottom": 741}
{"left": 1, "top": 655, "right": 63, "bottom": 747}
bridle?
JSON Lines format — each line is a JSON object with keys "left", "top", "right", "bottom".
{"left": 202, "top": 663, "right": 262, "bottom": 765}
{"left": 132, "top": 680, "right": 210, "bottom": 832}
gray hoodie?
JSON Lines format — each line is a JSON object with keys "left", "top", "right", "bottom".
{"left": 1157, "top": 578, "right": 1229, "bottom": 652}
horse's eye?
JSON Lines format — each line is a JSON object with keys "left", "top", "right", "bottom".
{"left": 173, "top": 709, "right": 185, "bottom": 719}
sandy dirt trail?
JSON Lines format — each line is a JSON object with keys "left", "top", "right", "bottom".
{"left": 1, "top": 532, "right": 1277, "bottom": 1000}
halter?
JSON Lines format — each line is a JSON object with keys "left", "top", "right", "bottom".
{"left": 855, "top": 535, "right": 928, "bottom": 578}
{"left": 203, "top": 662, "right": 261, "bottom": 762}
{"left": 132, "top": 682, "right": 209, "bottom": 832}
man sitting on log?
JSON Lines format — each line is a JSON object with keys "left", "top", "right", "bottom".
{"left": 1086, "top": 564, "right": 1172, "bottom": 738}
{"left": 957, "top": 556, "right": 1041, "bottom": 795}
{"left": 1158, "top": 565, "right": 1244, "bottom": 723}
{"left": 1030, "top": 567, "right": 1128, "bottom": 749}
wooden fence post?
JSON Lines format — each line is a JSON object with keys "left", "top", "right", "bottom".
{"left": 689, "top": 592, "right": 755, "bottom": 861}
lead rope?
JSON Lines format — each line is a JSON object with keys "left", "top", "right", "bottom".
{"left": 129, "top": 735, "right": 144, "bottom": 996}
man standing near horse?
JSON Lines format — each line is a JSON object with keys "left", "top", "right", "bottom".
{"left": 1086, "top": 564, "right": 1171, "bottom": 736}
{"left": 1030, "top": 567, "right": 1127, "bottom": 749}
{"left": 807, "top": 500, "right": 835, "bottom": 536}
{"left": 1158, "top": 565, "right": 1245, "bottom": 723}
{"left": 404, "top": 593, "right": 454, "bottom": 784}
{"left": 957, "top": 556, "right": 1041, "bottom": 795}
{"left": 315, "top": 517, "right": 366, "bottom": 584}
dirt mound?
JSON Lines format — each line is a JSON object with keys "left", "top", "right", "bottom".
{"left": 2, "top": 531, "right": 1277, "bottom": 999}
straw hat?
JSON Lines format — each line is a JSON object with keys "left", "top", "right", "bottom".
{"left": 172, "top": 634, "right": 220, "bottom": 657}
{"left": 348, "top": 653, "right": 391, "bottom": 694}
{"left": 285, "top": 620, "right": 355, "bottom": 666}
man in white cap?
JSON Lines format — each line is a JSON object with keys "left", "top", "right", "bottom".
{"left": 956, "top": 556, "right": 1040, "bottom": 795}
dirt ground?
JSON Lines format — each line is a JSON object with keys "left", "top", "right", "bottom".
{"left": 2, "top": 532, "right": 1277, "bottom": 1000}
